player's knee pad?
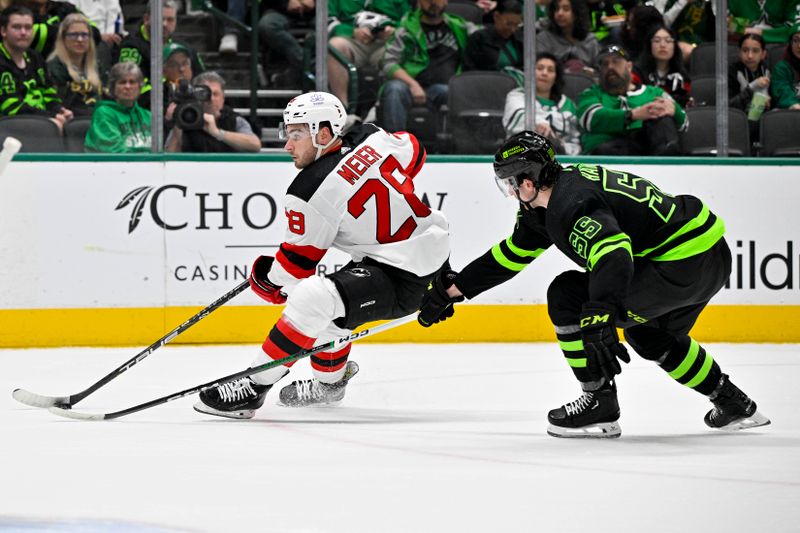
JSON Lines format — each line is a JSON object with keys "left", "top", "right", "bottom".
{"left": 623, "top": 327, "right": 678, "bottom": 362}
{"left": 547, "top": 270, "right": 589, "bottom": 325}
{"left": 283, "top": 276, "right": 346, "bottom": 338}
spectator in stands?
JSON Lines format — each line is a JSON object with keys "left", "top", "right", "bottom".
{"left": 12, "top": 0, "right": 100, "bottom": 59}
{"left": 729, "top": 33, "right": 771, "bottom": 149}
{"left": 464, "top": 0, "right": 523, "bottom": 72}
{"left": 380, "top": 0, "right": 477, "bottom": 132}
{"left": 71, "top": 0, "right": 123, "bottom": 48}
{"left": 651, "top": 0, "right": 715, "bottom": 60}
{"left": 163, "top": 42, "right": 194, "bottom": 128}
{"left": 258, "top": 0, "right": 314, "bottom": 88}
{"left": 115, "top": 0, "right": 204, "bottom": 108}
{"left": 503, "top": 52, "right": 581, "bottom": 154}
{"left": 218, "top": 0, "right": 245, "bottom": 54}
{"left": 84, "top": 61, "right": 151, "bottom": 152}
{"left": 165, "top": 70, "right": 261, "bottom": 153}
{"left": 577, "top": 45, "right": 687, "bottom": 155}
{"left": 536, "top": 0, "right": 600, "bottom": 75}
{"left": 327, "top": 0, "right": 409, "bottom": 123}
{"left": 728, "top": 1, "right": 800, "bottom": 45}
{"left": 771, "top": 27, "right": 800, "bottom": 110}
{"left": 620, "top": 4, "right": 663, "bottom": 61}
{"left": 47, "top": 13, "right": 105, "bottom": 117}
{"left": 633, "top": 24, "right": 691, "bottom": 108}
{"left": 0, "top": 5, "right": 73, "bottom": 129}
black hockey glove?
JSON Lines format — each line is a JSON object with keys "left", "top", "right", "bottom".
{"left": 579, "top": 302, "right": 631, "bottom": 382}
{"left": 249, "top": 255, "right": 287, "bottom": 305}
{"left": 418, "top": 269, "right": 464, "bottom": 327}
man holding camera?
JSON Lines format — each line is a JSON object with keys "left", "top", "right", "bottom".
{"left": 165, "top": 70, "right": 261, "bottom": 153}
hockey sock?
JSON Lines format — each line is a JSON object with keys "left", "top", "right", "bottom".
{"left": 555, "top": 324, "right": 595, "bottom": 383}
{"left": 657, "top": 336, "right": 721, "bottom": 396}
{"left": 310, "top": 343, "right": 352, "bottom": 384}
{"left": 251, "top": 317, "right": 316, "bottom": 385}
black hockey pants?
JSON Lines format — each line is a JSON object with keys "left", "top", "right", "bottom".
{"left": 546, "top": 238, "right": 732, "bottom": 395}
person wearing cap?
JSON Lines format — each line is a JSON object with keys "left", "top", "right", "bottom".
{"left": 114, "top": 0, "right": 204, "bottom": 109}
{"left": 165, "top": 70, "right": 261, "bottom": 153}
{"left": 576, "top": 44, "right": 687, "bottom": 155}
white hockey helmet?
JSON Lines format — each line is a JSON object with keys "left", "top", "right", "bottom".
{"left": 281, "top": 91, "right": 347, "bottom": 142}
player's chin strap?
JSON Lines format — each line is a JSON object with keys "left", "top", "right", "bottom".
{"left": 312, "top": 135, "right": 342, "bottom": 161}
{"left": 515, "top": 188, "right": 539, "bottom": 210}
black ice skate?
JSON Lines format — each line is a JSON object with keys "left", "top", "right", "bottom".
{"left": 279, "top": 361, "right": 359, "bottom": 407}
{"left": 194, "top": 371, "right": 287, "bottom": 419}
{"left": 704, "top": 374, "right": 771, "bottom": 431}
{"left": 547, "top": 382, "right": 621, "bottom": 438}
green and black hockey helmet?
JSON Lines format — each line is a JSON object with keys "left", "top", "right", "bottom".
{"left": 493, "top": 131, "right": 560, "bottom": 198}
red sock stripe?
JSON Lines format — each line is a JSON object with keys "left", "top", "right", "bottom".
{"left": 275, "top": 317, "right": 315, "bottom": 349}
{"left": 310, "top": 344, "right": 351, "bottom": 373}
{"left": 262, "top": 337, "right": 297, "bottom": 367}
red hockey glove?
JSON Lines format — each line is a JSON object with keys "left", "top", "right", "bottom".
{"left": 249, "top": 255, "right": 287, "bottom": 304}
{"left": 418, "top": 269, "right": 464, "bottom": 327}
{"left": 579, "top": 302, "right": 630, "bottom": 382}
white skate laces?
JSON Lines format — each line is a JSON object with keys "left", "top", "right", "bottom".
{"left": 292, "top": 379, "right": 329, "bottom": 403}
{"left": 217, "top": 378, "right": 257, "bottom": 402}
{"left": 565, "top": 391, "right": 594, "bottom": 416}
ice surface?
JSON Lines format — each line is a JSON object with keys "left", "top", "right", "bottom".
{"left": 1, "top": 343, "right": 798, "bottom": 532}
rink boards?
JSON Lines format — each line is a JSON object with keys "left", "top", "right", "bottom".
{"left": 1, "top": 155, "right": 798, "bottom": 346}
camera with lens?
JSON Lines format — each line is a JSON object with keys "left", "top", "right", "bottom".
{"left": 172, "top": 80, "right": 212, "bottom": 131}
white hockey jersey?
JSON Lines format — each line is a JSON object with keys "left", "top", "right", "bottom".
{"left": 269, "top": 124, "right": 450, "bottom": 288}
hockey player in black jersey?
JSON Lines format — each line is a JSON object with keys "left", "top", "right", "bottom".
{"left": 418, "top": 130, "right": 770, "bottom": 438}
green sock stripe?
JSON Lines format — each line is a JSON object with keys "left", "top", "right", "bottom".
{"left": 567, "top": 357, "right": 587, "bottom": 368}
{"left": 668, "top": 339, "right": 700, "bottom": 380}
{"left": 559, "top": 339, "right": 584, "bottom": 352}
{"left": 685, "top": 352, "right": 714, "bottom": 389}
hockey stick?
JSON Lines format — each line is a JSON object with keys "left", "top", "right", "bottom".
{"left": 13, "top": 280, "right": 251, "bottom": 408}
{"left": 0, "top": 137, "right": 22, "bottom": 177}
{"left": 47, "top": 313, "right": 418, "bottom": 420}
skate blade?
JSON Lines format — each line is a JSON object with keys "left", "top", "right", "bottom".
{"left": 547, "top": 421, "right": 622, "bottom": 439}
{"left": 277, "top": 398, "right": 344, "bottom": 408}
{"left": 193, "top": 402, "right": 255, "bottom": 420}
{"left": 718, "top": 410, "right": 771, "bottom": 431}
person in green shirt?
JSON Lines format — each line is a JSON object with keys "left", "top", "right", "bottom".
{"left": 728, "top": 0, "right": 800, "bottom": 44}
{"left": 577, "top": 45, "right": 687, "bottom": 155}
{"left": 770, "top": 27, "right": 800, "bottom": 110}
{"left": 84, "top": 61, "right": 151, "bottom": 152}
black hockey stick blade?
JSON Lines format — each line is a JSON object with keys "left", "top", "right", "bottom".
{"left": 47, "top": 313, "right": 417, "bottom": 421}
{"left": 14, "top": 280, "right": 250, "bottom": 409}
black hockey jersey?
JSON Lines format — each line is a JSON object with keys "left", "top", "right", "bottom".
{"left": 0, "top": 44, "right": 62, "bottom": 117}
{"left": 455, "top": 163, "right": 725, "bottom": 309}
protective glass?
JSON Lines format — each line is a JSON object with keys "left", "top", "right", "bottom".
{"left": 278, "top": 123, "right": 311, "bottom": 141}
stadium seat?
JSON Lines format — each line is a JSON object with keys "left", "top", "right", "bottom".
{"left": 0, "top": 115, "right": 64, "bottom": 152}
{"left": 562, "top": 72, "right": 594, "bottom": 103}
{"left": 447, "top": 70, "right": 518, "bottom": 154}
{"left": 680, "top": 107, "right": 750, "bottom": 156}
{"left": 64, "top": 117, "right": 92, "bottom": 153}
{"left": 444, "top": 1, "right": 483, "bottom": 24}
{"left": 690, "top": 75, "right": 716, "bottom": 106}
{"left": 766, "top": 43, "right": 786, "bottom": 69}
{"left": 689, "top": 42, "right": 739, "bottom": 77}
{"left": 759, "top": 109, "right": 800, "bottom": 156}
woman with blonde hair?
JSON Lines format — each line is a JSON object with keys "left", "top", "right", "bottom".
{"left": 47, "top": 13, "right": 106, "bottom": 116}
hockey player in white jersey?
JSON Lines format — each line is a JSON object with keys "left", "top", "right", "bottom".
{"left": 195, "top": 91, "right": 450, "bottom": 419}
